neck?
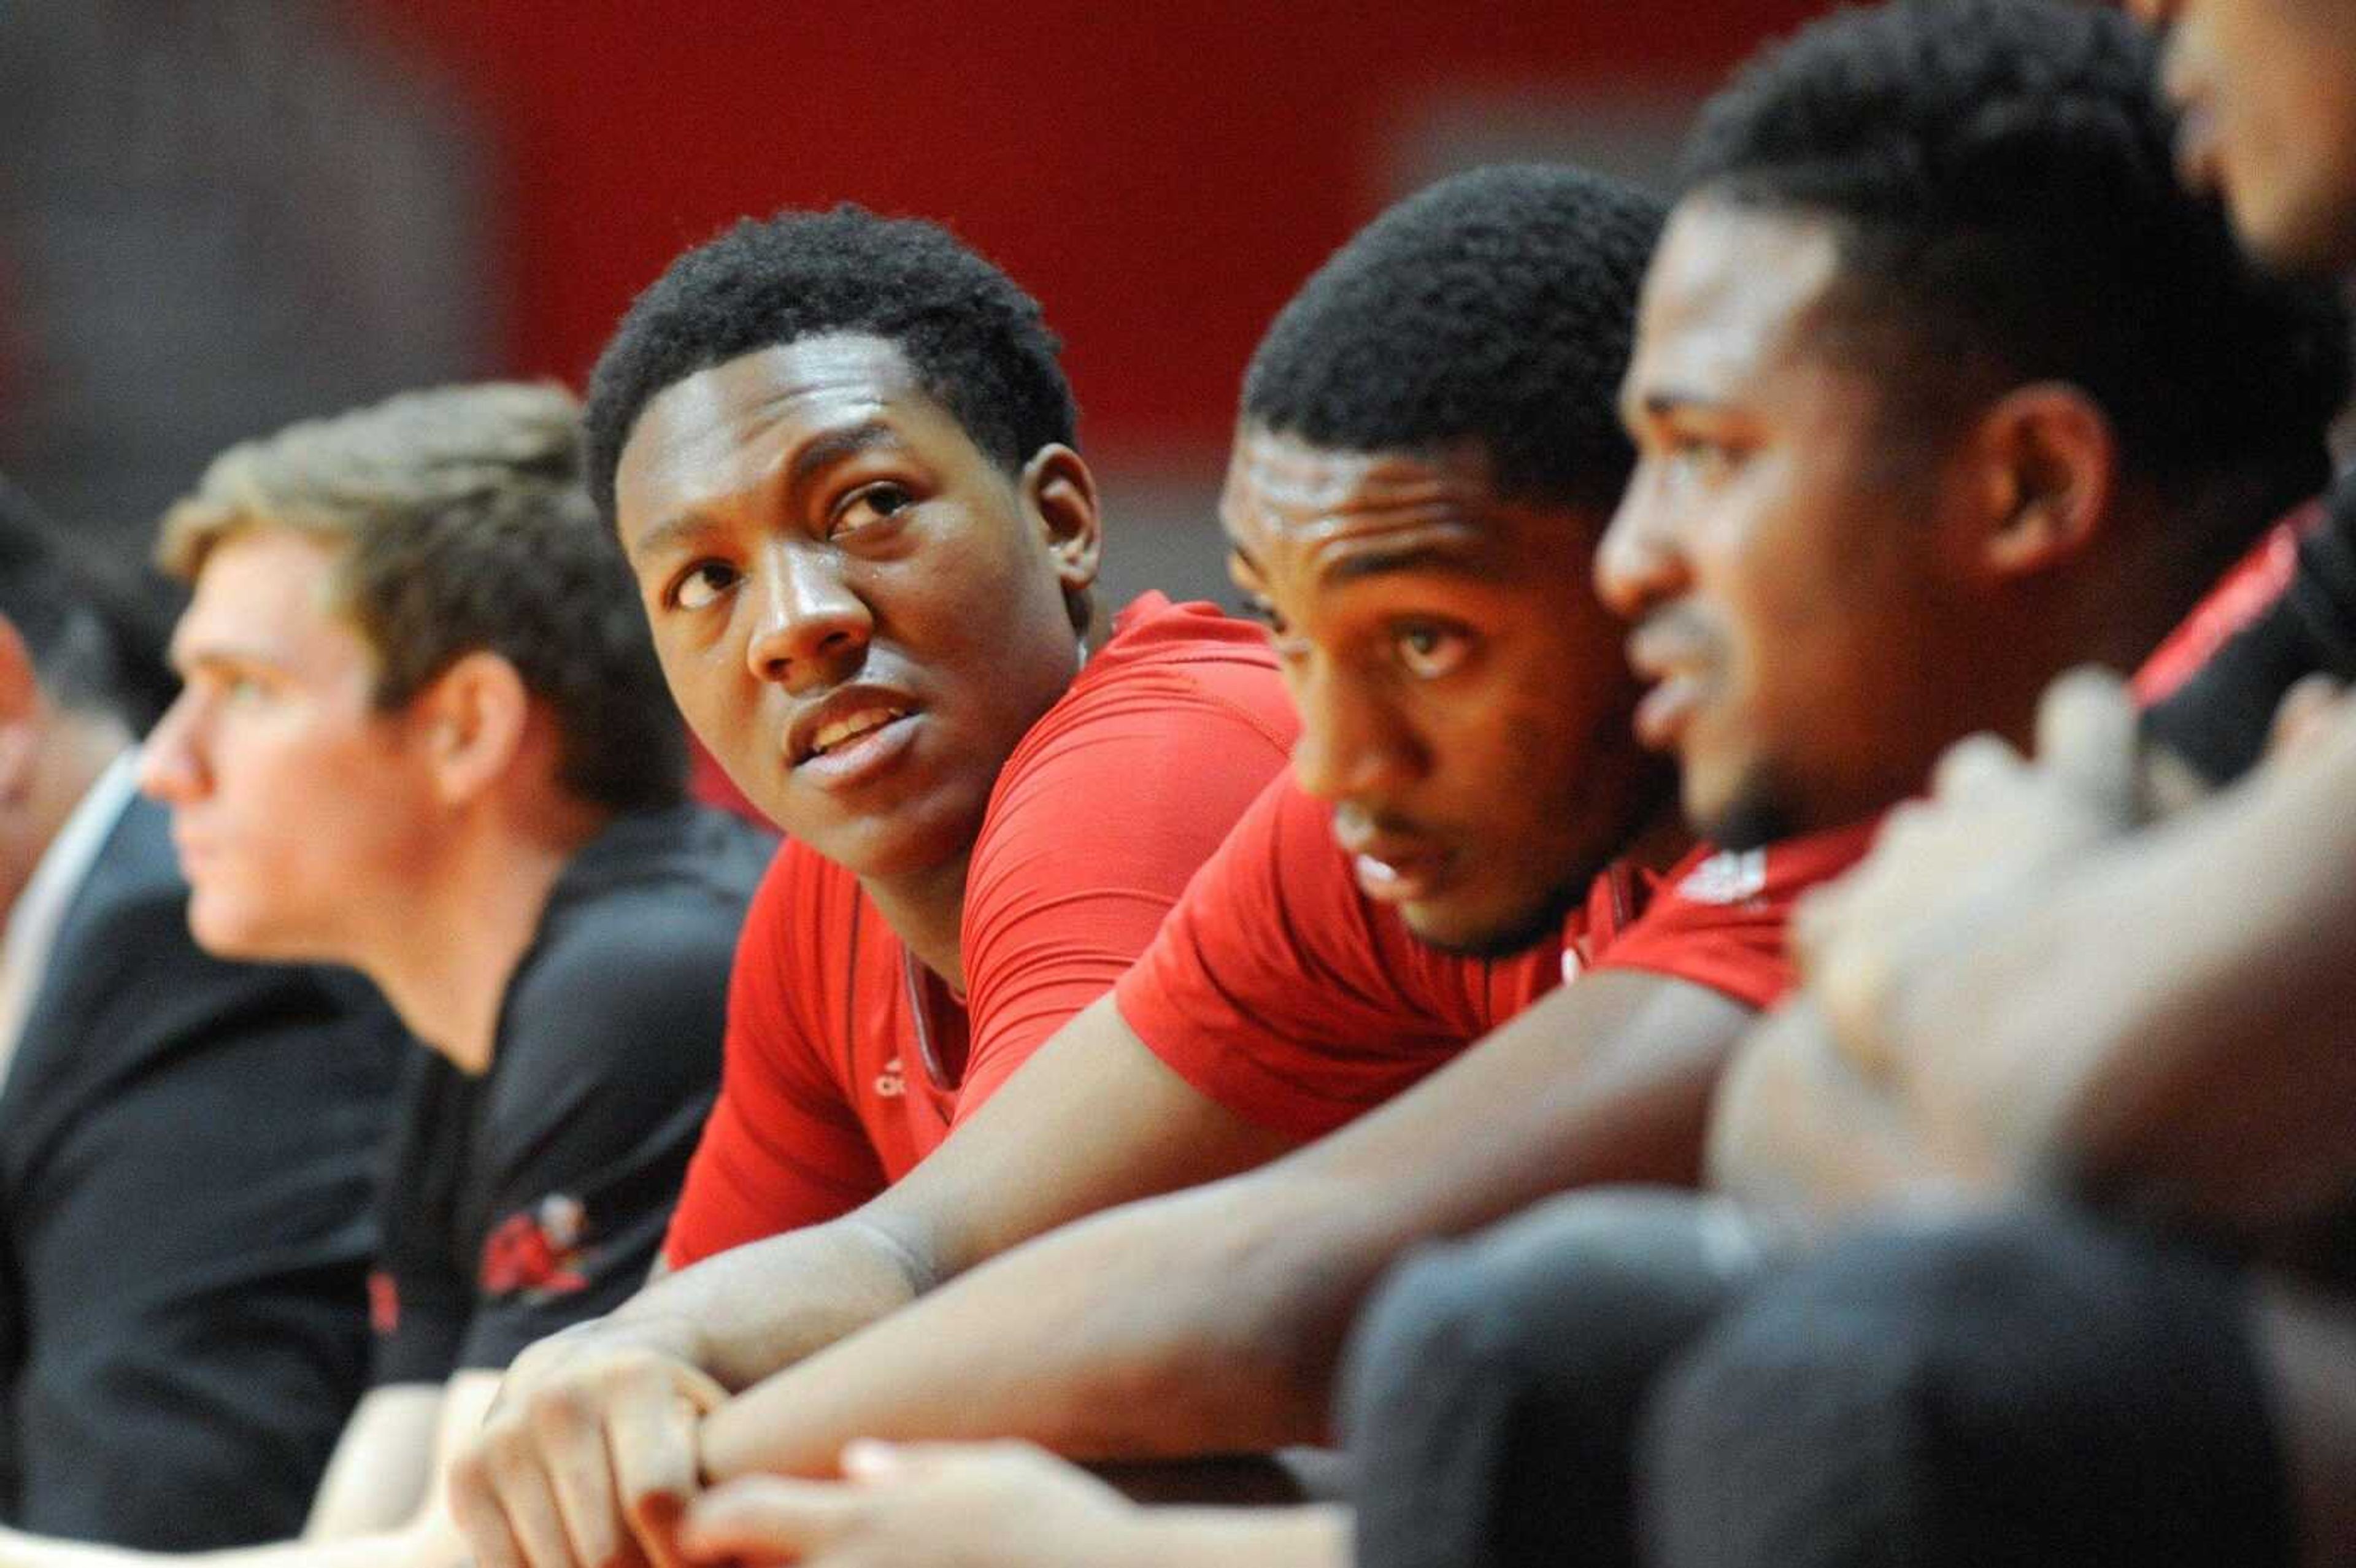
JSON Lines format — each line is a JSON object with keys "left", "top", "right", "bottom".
{"left": 1619, "top": 790, "right": 1698, "bottom": 874}
{"left": 862, "top": 853, "right": 972, "bottom": 994}
{"left": 358, "top": 794, "right": 612, "bottom": 1074}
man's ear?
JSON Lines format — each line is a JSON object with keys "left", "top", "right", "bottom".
{"left": 414, "top": 650, "right": 531, "bottom": 807}
{"left": 1020, "top": 444, "right": 1104, "bottom": 598}
{"left": 0, "top": 617, "right": 48, "bottom": 807}
{"left": 1964, "top": 383, "right": 2117, "bottom": 581}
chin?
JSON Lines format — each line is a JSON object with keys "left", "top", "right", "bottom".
{"left": 1688, "top": 769, "right": 1798, "bottom": 855}
{"left": 186, "top": 898, "right": 271, "bottom": 961}
{"left": 1403, "top": 890, "right": 1577, "bottom": 963}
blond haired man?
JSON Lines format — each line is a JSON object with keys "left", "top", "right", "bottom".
{"left": 0, "top": 384, "right": 769, "bottom": 1568}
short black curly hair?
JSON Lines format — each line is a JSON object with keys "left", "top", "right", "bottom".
{"left": 1242, "top": 163, "right": 1668, "bottom": 518}
{"left": 584, "top": 204, "right": 1077, "bottom": 526}
{"left": 1681, "top": 0, "right": 2349, "bottom": 526}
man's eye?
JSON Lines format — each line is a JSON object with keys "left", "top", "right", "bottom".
{"left": 671, "top": 561, "right": 739, "bottom": 612}
{"left": 1664, "top": 434, "right": 1740, "bottom": 487}
{"left": 831, "top": 482, "right": 914, "bottom": 537}
{"left": 1394, "top": 622, "right": 1472, "bottom": 680}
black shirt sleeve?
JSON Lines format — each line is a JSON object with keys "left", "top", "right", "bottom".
{"left": 453, "top": 891, "right": 732, "bottom": 1372}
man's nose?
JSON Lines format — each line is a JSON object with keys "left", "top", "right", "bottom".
{"left": 743, "top": 542, "right": 873, "bottom": 693}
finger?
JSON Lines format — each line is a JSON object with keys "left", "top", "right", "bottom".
{"left": 677, "top": 1477, "right": 853, "bottom": 1562}
{"left": 533, "top": 1393, "right": 634, "bottom": 1568}
{"left": 448, "top": 1453, "right": 535, "bottom": 1568}
{"left": 2034, "top": 666, "right": 2138, "bottom": 815}
{"left": 609, "top": 1379, "right": 714, "bottom": 1568}
{"left": 1788, "top": 810, "right": 1914, "bottom": 974}
{"left": 1789, "top": 877, "right": 1857, "bottom": 975}
{"left": 2269, "top": 673, "right": 2350, "bottom": 766}
{"left": 839, "top": 1438, "right": 1034, "bottom": 1482}
{"left": 1928, "top": 732, "right": 2024, "bottom": 801}
{"left": 1807, "top": 940, "right": 1899, "bottom": 1084}
{"left": 2138, "top": 744, "right": 2213, "bottom": 818}
{"left": 487, "top": 1450, "right": 583, "bottom": 1568}
{"left": 838, "top": 1440, "right": 908, "bottom": 1481}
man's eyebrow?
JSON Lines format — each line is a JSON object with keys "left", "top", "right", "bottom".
{"left": 629, "top": 420, "right": 906, "bottom": 564}
{"left": 170, "top": 643, "right": 283, "bottom": 678}
{"left": 629, "top": 510, "right": 722, "bottom": 564}
{"left": 782, "top": 419, "right": 903, "bottom": 494}
{"left": 1320, "top": 540, "right": 1490, "bottom": 587}
{"left": 1628, "top": 386, "right": 1726, "bottom": 421}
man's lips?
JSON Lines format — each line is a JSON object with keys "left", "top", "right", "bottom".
{"left": 1335, "top": 829, "right": 1453, "bottom": 906}
{"left": 1634, "top": 674, "right": 1707, "bottom": 753}
{"left": 1626, "top": 620, "right": 1714, "bottom": 753}
{"left": 785, "top": 685, "right": 921, "bottom": 767}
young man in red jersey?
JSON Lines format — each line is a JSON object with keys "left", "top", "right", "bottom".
{"left": 450, "top": 166, "right": 1878, "bottom": 1568}
{"left": 566, "top": 208, "right": 1305, "bottom": 1276}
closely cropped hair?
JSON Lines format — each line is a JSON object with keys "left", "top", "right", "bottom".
{"left": 158, "top": 383, "right": 686, "bottom": 813}
{"left": 1683, "top": 0, "right": 2350, "bottom": 526}
{"left": 1242, "top": 164, "right": 1667, "bottom": 518}
{"left": 0, "top": 476, "right": 177, "bottom": 732}
{"left": 585, "top": 204, "right": 1077, "bottom": 524}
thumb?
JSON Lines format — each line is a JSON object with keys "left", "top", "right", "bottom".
{"left": 2035, "top": 666, "right": 2139, "bottom": 817}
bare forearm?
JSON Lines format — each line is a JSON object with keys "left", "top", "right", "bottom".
{"left": 701, "top": 1177, "right": 1368, "bottom": 1475}
{"left": 601, "top": 1212, "right": 936, "bottom": 1391}
{"left": 704, "top": 983, "right": 1745, "bottom": 1474}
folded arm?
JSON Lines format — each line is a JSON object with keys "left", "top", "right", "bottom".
{"left": 700, "top": 969, "right": 1752, "bottom": 1476}
{"left": 1715, "top": 677, "right": 2356, "bottom": 1235}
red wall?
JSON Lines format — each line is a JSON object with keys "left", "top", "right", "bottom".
{"left": 362, "top": 2, "right": 1825, "bottom": 455}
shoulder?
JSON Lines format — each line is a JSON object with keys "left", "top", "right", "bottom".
{"left": 1013, "top": 596, "right": 1297, "bottom": 761}
{"left": 1590, "top": 824, "right": 1879, "bottom": 1013}
{"left": 535, "top": 805, "right": 774, "bottom": 969}
{"left": 1644, "top": 822, "right": 1879, "bottom": 926}
{"left": 1129, "top": 774, "right": 1384, "bottom": 970}
{"left": 501, "top": 809, "right": 772, "bottom": 1083}
{"left": 976, "top": 601, "right": 1298, "bottom": 853}
{"left": 733, "top": 834, "right": 862, "bottom": 977}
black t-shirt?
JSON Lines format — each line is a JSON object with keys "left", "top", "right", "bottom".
{"left": 368, "top": 802, "right": 773, "bottom": 1384}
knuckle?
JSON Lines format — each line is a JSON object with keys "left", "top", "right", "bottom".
{"left": 529, "top": 1382, "right": 595, "bottom": 1439}
{"left": 487, "top": 1413, "right": 549, "bottom": 1471}
{"left": 447, "top": 1447, "right": 495, "bottom": 1498}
